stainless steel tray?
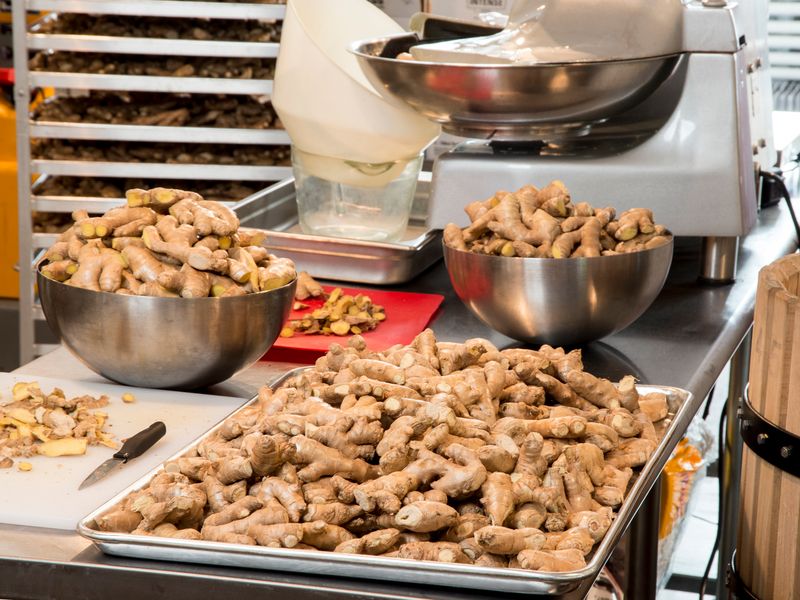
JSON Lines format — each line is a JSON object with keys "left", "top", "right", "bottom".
{"left": 29, "top": 72, "right": 273, "bottom": 95}
{"left": 31, "top": 195, "right": 127, "bottom": 213}
{"left": 30, "top": 122, "right": 290, "bottom": 145}
{"left": 29, "top": 175, "right": 244, "bottom": 213}
{"left": 32, "top": 233, "right": 60, "bottom": 249}
{"left": 27, "top": 11, "right": 280, "bottom": 59}
{"left": 27, "top": 35, "right": 279, "bottom": 59}
{"left": 234, "top": 177, "right": 443, "bottom": 285}
{"left": 26, "top": 0, "right": 286, "bottom": 21}
{"left": 30, "top": 159, "right": 291, "bottom": 181}
{"left": 78, "top": 380, "right": 694, "bottom": 599}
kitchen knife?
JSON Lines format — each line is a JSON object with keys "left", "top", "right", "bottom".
{"left": 78, "top": 421, "right": 166, "bottom": 490}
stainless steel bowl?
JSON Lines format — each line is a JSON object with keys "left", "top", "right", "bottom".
{"left": 37, "top": 267, "right": 296, "bottom": 390}
{"left": 351, "top": 34, "right": 682, "bottom": 140}
{"left": 443, "top": 240, "right": 673, "bottom": 346}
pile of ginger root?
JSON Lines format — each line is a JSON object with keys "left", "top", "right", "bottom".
{"left": 39, "top": 187, "right": 296, "bottom": 298}
{"left": 445, "top": 180, "right": 672, "bottom": 258}
{"left": 93, "top": 330, "right": 670, "bottom": 573}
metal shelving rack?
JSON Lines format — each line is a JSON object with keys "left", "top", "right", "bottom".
{"left": 770, "top": 1, "right": 800, "bottom": 81}
{"left": 769, "top": 1, "right": 800, "bottom": 110}
{"left": 13, "top": 0, "right": 290, "bottom": 363}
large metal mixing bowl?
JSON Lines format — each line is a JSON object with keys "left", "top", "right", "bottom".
{"left": 351, "top": 35, "right": 682, "bottom": 140}
{"left": 444, "top": 240, "right": 673, "bottom": 346}
{"left": 37, "top": 267, "right": 296, "bottom": 390}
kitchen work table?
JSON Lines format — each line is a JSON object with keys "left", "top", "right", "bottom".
{"left": 2, "top": 199, "right": 797, "bottom": 600}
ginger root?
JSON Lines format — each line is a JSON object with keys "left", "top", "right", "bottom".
{"left": 395, "top": 501, "right": 458, "bottom": 533}
{"left": 516, "top": 548, "right": 586, "bottom": 572}
{"left": 295, "top": 271, "right": 324, "bottom": 301}
{"left": 334, "top": 528, "right": 400, "bottom": 555}
{"left": 41, "top": 188, "right": 296, "bottom": 297}
{"left": 475, "top": 526, "right": 546, "bottom": 554}
{"left": 397, "top": 541, "right": 471, "bottom": 563}
{"left": 92, "top": 332, "right": 665, "bottom": 577}
{"left": 445, "top": 181, "right": 671, "bottom": 258}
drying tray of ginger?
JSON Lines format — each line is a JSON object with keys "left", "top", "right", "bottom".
{"left": 80, "top": 332, "right": 692, "bottom": 595}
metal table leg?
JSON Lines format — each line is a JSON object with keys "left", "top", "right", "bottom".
{"left": 716, "top": 329, "right": 751, "bottom": 600}
{"left": 615, "top": 329, "right": 751, "bottom": 600}
{"left": 617, "top": 474, "right": 662, "bottom": 600}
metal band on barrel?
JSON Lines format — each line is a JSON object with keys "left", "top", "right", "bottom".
{"left": 739, "top": 389, "right": 800, "bottom": 479}
{"left": 727, "top": 551, "right": 761, "bottom": 600}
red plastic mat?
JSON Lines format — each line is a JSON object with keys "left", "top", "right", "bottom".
{"left": 263, "top": 286, "right": 444, "bottom": 364}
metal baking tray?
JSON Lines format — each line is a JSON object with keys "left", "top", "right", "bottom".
{"left": 234, "top": 177, "right": 443, "bottom": 285}
{"left": 30, "top": 196, "right": 236, "bottom": 214}
{"left": 26, "top": 0, "right": 286, "bottom": 21}
{"left": 78, "top": 378, "right": 693, "bottom": 599}
{"left": 27, "top": 35, "right": 279, "bottom": 59}
{"left": 27, "top": 11, "right": 281, "bottom": 58}
{"left": 30, "top": 159, "right": 291, "bottom": 181}
{"left": 29, "top": 72, "right": 273, "bottom": 95}
{"left": 29, "top": 122, "right": 290, "bottom": 145}
{"left": 30, "top": 187, "right": 129, "bottom": 212}
{"left": 32, "top": 233, "right": 60, "bottom": 250}
{"left": 29, "top": 175, "right": 243, "bottom": 213}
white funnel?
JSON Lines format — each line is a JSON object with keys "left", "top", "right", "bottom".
{"left": 273, "top": 0, "right": 440, "bottom": 185}
{"left": 410, "top": 0, "right": 684, "bottom": 64}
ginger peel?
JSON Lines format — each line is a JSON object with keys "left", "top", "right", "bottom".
{"left": 281, "top": 284, "right": 386, "bottom": 338}
{"left": 1, "top": 381, "right": 117, "bottom": 462}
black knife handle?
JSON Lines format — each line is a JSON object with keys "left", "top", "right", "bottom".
{"left": 113, "top": 421, "right": 166, "bottom": 462}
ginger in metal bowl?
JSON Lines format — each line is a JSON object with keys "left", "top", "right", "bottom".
{"left": 444, "top": 181, "right": 672, "bottom": 258}
{"left": 39, "top": 187, "right": 296, "bottom": 298}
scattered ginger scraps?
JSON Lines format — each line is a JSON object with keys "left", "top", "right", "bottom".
{"left": 0, "top": 381, "right": 119, "bottom": 466}
{"left": 282, "top": 287, "right": 386, "bottom": 338}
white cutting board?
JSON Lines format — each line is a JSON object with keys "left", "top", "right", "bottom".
{"left": 0, "top": 373, "right": 250, "bottom": 531}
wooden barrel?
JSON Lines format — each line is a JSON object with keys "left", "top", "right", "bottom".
{"left": 737, "top": 254, "right": 800, "bottom": 600}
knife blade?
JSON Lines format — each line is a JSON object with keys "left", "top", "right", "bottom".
{"left": 79, "top": 421, "right": 166, "bottom": 490}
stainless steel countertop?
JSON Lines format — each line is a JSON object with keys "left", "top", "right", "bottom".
{"left": 2, "top": 200, "right": 797, "bottom": 600}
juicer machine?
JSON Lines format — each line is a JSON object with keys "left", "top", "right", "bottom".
{"left": 352, "top": 0, "right": 775, "bottom": 280}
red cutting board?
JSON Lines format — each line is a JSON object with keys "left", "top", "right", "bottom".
{"left": 263, "top": 286, "right": 444, "bottom": 364}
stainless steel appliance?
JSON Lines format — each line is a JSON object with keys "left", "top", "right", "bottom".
{"left": 353, "top": 0, "right": 776, "bottom": 280}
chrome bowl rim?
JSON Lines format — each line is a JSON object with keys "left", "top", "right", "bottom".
{"left": 441, "top": 234, "right": 674, "bottom": 261}
{"left": 350, "top": 34, "right": 683, "bottom": 68}
{"left": 36, "top": 264, "right": 297, "bottom": 300}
